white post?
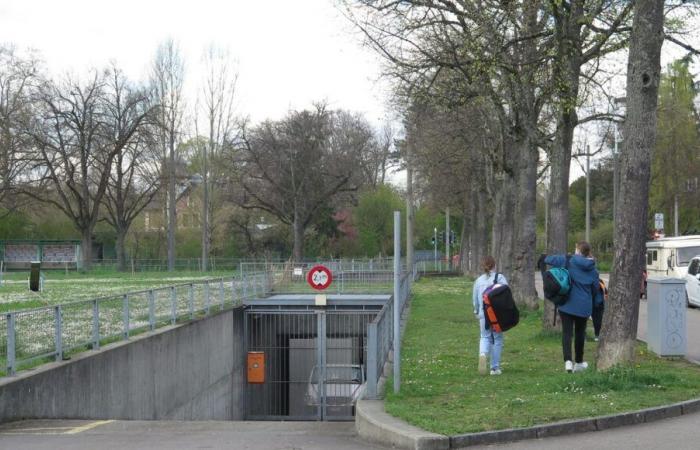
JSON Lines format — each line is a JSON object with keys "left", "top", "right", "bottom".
{"left": 393, "top": 211, "right": 401, "bottom": 394}
{"left": 433, "top": 227, "right": 437, "bottom": 269}
{"left": 585, "top": 145, "right": 591, "bottom": 243}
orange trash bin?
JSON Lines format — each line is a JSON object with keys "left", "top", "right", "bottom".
{"left": 247, "top": 351, "right": 265, "bottom": 384}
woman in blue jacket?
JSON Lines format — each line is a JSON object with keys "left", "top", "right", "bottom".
{"left": 544, "top": 241, "right": 602, "bottom": 373}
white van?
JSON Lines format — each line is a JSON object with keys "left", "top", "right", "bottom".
{"left": 687, "top": 256, "right": 700, "bottom": 306}
{"left": 646, "top": 235, "right": 700, "bottom": 279}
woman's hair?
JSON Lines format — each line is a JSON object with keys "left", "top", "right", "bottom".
{"left": 481, "top": 255, "right": 496, "bottom": 274}
{"left": 577, "top": 241, "right": 592, "bottom": 257}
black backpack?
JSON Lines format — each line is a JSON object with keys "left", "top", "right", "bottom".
{"left": 538, "top": 254, "right": 572, "bottom": 325}
{"left": 482, "top": 273, "right": 520, "bottom": 332}
{"left": 541, "top": 256, "right": 572, "bottom": 307}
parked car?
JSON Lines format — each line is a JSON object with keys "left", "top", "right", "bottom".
{"left": 305, "top": 364, "right": 365, "bottom": 407}
{"left": 686, "top": 256, "right": 700, "bottom": 307}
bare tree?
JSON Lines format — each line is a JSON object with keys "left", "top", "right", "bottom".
{"left": 238, "top": 105, "right": 370, "bottom": 261}
{"left": 26, "top": 70, "right": 146, "bottom": 269}
{"left": 597, "top": 0, "right": 666, "bottom": 370}
{"left": 0, "top": 45, "right": 38, "bottom": 213}
{"left": 194, "top": 45, "right": 239, "bottom": 271}
{"left": 101, "top": 66, "right": 159, "bottom": 272}
{"left": 151, "top": 39, "right": 185, "bottom": 271}
{"left": 345, "top": 1, "right": 552, "bottom": 308}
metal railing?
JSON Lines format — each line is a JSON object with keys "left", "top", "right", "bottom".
{"left": 1, "top": 271, "right": 271, "bottom": 376}
{"left": 365, "top": 271, "right": 413, "bottom": 398}
{"left": 245, "top": 259, "right": 402, "bottom": 295}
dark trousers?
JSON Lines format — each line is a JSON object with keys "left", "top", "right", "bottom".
{"left": 560, "top": 311, "right": 587, "bottom": 363}
{"left": 592, "top": 304, "right": 604, "bottom": 337}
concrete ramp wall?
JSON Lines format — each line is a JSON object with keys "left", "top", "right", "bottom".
{"left": 0, "top": 307, "right": 246, "bottom": 423}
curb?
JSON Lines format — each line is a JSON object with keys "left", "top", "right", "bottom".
{"left": 356, "top": 400, "right": 449, "bottom": 450}
{"left": 356, "top": 397, "right": 700, "bottom": 449}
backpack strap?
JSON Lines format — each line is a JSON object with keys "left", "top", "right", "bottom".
{"left": 552, "top": 255, "right": 572, "bottom": 327}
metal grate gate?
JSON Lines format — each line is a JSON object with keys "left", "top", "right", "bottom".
{"left": 245, "top": 309, "right": 375, "bottom": 421}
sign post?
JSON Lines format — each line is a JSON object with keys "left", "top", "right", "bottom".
{"left": 394, "top": 211, "right": 401, "bottom": 394}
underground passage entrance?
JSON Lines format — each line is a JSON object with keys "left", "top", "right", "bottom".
{"left": 244, "top": 294, "right": 389, "bottom": 421}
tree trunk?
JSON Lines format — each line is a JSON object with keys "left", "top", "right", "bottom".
{"left": 292, "top": 215, "right": 304, "bottom": 262}
{"left": 460, "top": 199, "right": 473, "bottom": 276}
{"left": 167, "top": 142, "right": 177, "bottom": 272}
{"left": 492, "top": 174, "right": 515, "bottom": 276}
{"left": 406, "top": 161, "right": 415, "bottom": 275}
{"left": 475, "top": 186, "right": 490, "bottom": 276}
{"left": 116, "top": 227, "right": 127, "bottom": 272}
{"left": 544, "top": 110, "right": 577, "bottom": 330}
{"left": 81, "top": 230, "right": 92, "bottom": 271}
{"left": 597, "top": 0, "right": 665, "bottom": 370}
{"left": 510, "top": 138, "right": 539, "bottom": 309}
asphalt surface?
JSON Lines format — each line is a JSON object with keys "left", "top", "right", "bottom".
{"left": 0, "top": 420, "right": 387, "bottom": 450}
{"left": 3, "top": 273, "right": 700, "bottom": 450}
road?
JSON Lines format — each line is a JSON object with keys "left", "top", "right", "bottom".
{"left": 0, "top": 420, "right": 386, "bottom": 450}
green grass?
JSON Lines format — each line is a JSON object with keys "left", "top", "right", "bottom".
{"left": 0, "top": 270, "right": 235, "bottom": 312}
{"left": 385, "top": 276, "right": 700, "bottom": 435}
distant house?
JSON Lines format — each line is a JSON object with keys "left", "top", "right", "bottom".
{"left": 142, "top": 158, "right": 202, "bottom": 232}
{"left": 143, "top": 185, "right": 201, "bottom": 232}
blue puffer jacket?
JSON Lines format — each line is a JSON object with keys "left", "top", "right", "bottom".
{"left": 545, "top": 254, "right": 602, "bottom": 318}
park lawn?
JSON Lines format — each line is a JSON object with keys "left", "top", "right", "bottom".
{"left": 0, "top": 269, "right": 235, "bottom": 312}
{"left": 385, "top": 276, "right": 700, "bottom": 436}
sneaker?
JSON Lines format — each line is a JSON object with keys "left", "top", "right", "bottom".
{"left": 490, "top": 368, "right": 502, "bottom": 376}
{"left": 565, "top": 360, "right": 573, "bottom": 373}
{"left": 478, "top": 354, "right": 488, "bottom": 375}
{"left": 573, "top": 362, "right": 589, "bottom": 372}
{"left": 594, "top": 336, "right": 599, "bottom": 342}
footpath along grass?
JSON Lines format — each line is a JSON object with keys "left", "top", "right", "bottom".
{"left": 385, "top": 276, "right": 700, "bottom": 435}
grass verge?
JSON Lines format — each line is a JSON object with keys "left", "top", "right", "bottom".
{"left": 384, "top": 276, "right": 700, "bottom": 435}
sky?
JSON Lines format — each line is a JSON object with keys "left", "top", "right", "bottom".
{"left": 0, "top": 0, "right": 393, "bottom": 125}
{"left": 0, "top": 0, "right": 698, "bottom": 187}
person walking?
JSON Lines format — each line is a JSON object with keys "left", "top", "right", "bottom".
{"left": 472, "top": 255, "right": 508, "bottom": 376}
{"left": 544, "top": 241, "right": 602, "bottom": 373}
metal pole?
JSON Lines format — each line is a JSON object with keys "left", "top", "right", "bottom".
{"left": 7, "top": 313, "right": 15, "bottom": 375}
{"left": 445, "top": 207, "right": 450, "bottom": 271}
{"left": 123, "top": 294, "right": 130, "bottom": 340}
{"left": 92, "top": 299, "right": 100, "bottom": 350}
{"left": 585, "top": 145, "right": 591, "bottom": 243}
{"left": 148, "top": 290, "right": 156, "bottom": 330}
{"left": 393, "top": 210, "right": 401, "bottom": 394}
{"left": 674, "top": 194, "right": 679, "bottom": 237}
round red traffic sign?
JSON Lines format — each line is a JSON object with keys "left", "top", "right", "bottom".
{"left": 307, "top": 265, "right": 333, "bottom": 290}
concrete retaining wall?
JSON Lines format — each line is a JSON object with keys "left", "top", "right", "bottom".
{"left": 0, "top": 307, "right": 246, "bottom": 423}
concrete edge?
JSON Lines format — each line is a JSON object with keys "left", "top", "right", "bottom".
{"left": 355, "top": 399, "right": 449, "bottom": 450}
{"left": 450, "top": 398, "right": 700, "bottom": 448}
{"left": 357, "top": 396, "right": 700, "bottom": 449}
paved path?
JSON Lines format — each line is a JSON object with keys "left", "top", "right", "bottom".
{"left": 0, "top": 420, "right": 387, "bottom": 450}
